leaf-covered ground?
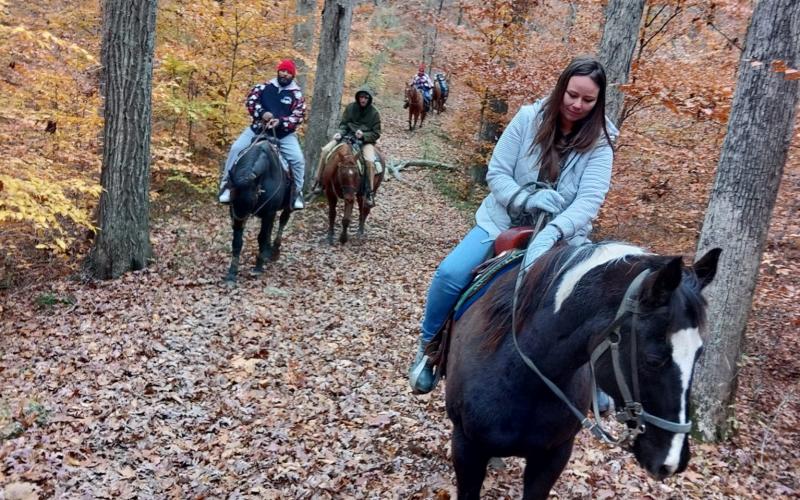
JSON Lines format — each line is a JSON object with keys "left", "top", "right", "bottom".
{"left": 2, "top": 81, "right": 799, "bottom": 499}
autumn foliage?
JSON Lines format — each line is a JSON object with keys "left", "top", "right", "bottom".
{"left": 1, "top": 0, "right": 799, "bottom": 497}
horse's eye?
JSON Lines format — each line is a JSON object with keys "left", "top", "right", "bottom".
{"left": 644, "top": 353, "right": 669, "bottom": 369}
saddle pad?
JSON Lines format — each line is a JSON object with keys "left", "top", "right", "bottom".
{"left": 453, "top": 250, "right": 524, "bottom": 321}
{"left": 325, "top": 142, "right": 365, "bottom": 175}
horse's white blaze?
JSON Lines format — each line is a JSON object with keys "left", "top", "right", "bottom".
{"left": 663, "top": 326, "right": 703, "bottom": 470}
{"left": 554, "top": 244, "right": 645, "bottom": 313}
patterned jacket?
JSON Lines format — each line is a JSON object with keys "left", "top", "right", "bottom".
{"left": 410, "top": 73, "right": 433, "bottom": 90}
{"left": 245, "top": 78, "right": 306, "bottom": 138}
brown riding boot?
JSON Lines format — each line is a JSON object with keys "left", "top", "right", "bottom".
{"left": 364, "top": 161, "right": 376, "bottom": 207}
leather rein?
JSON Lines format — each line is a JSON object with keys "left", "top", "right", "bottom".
{"left": 510, "top": 248, "right": 692, "bottom": 447}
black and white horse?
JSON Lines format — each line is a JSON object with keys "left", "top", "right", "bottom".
{"left": 445, "top": 242, "right": 721, "bottom": 499}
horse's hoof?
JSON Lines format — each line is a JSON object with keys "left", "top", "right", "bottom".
{"left": 251, "top": 266, "right": 264, "bottom": 276}
{"left": 224, "top": 276, "right": 237, "bottom": 286}
{"left": 339, "top": 235, "right": 348, "bottom": 245}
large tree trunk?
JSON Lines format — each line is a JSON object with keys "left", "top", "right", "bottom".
{"left": 474, "top": 93, "right": 508, "bottom": 183}
{"left": 293, "top": 0, "right": 317, "bottom": 91}
{"left": 87, "top": 0, "right": 157, "bottom": 279}
{"left": 303, "top": 0, "right": 354, "bottom": 190}
{"left": 692, "top": 0, "right": 800, "bottom": 441}
{"left": 597, "top": 0, "right": 645, "bottom": 127}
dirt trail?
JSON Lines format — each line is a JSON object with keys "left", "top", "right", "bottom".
{"left": 0, "top": 60, "right": 480, "bottom": 497}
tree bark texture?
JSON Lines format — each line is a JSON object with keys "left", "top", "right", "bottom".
{"left": 597, "top": 0, "right": 645, "bottom": 127}
{"left": 692, "top": 0, "right": 800, "bottom": 441}
{"left": 474, "top": 94, "right": 508, "bottom": 183}
{"left": 303, "top": 0, "right": 354, "bottom": 189}
{"left": 293, "top": 0, "right": 317, "bottom": 90}
{"left": 88, "top": 0, "right": 157, "bottom": 279}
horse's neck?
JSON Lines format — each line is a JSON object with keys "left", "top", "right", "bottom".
{"left": 515, "top": 279, "right": 603, "bottom": 378}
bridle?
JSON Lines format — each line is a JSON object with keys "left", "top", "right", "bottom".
{"left": 511, "top": 257, "right": 693, "bottom": 447}
{"left": 331, "top": 137, "right": 363, "bottom": 199}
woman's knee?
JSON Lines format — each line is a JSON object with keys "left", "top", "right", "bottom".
{"left": 434, "top": 259, "right": 472, "bottom": 292}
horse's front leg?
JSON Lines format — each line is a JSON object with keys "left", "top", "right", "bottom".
{"left": 226, "top": 218, "right": 245, "bottom": 282}
{"left": 340, "top": 198, "right": 353, "bottom": 244}
{"left": 253, "top": 215, "right": 274, "bottom": 274}
{"left": 327, "top": 195, "right": 337, "bottom": 245}
{"left": 270, "top": 207, "right": 291, "bottom": 261}
{"left": 357, "top": 197, "right": 369, "bottom": 237}
{"left": 521, "top": 440, "right": 575, "bottom": 500}
{"left": 452, "top": 426, "right": 490, "bottom": 500}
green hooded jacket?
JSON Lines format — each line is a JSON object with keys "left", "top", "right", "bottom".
{"left": 338, "top": 86, "right": 381, "bottom": 144}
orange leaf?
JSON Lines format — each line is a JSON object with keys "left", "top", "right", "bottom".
{"left": 771, "top": 59, "right": 787, "bottom": 72}
{"left": 784, "top": 69, "right": 800, "bottom": 81}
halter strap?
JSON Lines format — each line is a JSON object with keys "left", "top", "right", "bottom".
{"left": 511, "top": 264, "right": 693, "bottom": 447}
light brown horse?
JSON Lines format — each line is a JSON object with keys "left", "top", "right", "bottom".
{"left": 405, "top": 84, "right": 426, "bottom": 130}
{"left": 320, "top": 139, "right": 384, "bottom": 245}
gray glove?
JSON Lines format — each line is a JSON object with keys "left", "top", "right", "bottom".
{"left": 523, "top": 189, "right": 565, "bottom": 215}
{"left": 522, "top": 224, "right": 561, "bottom": 273}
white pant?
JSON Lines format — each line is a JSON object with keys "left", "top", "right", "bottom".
{"left": 223, "top": 127, "right": 305, "bottom": 193}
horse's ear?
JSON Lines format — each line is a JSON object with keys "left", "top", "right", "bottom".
{"left": 641, "top": 257, "right": 683, "bottom": 307}
{"left": 693, "top": 247, "right": 721, "bottom": 289}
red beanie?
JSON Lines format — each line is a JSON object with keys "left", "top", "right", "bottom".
{"left": 277, "top": 59, "right": 297, "bottom": 77}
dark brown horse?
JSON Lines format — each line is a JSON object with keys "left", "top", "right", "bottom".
{"left": 405, "top": 84, "right": 425, "bottom": 130}
{"left": 225, "top": 137, "right": 292, "bottom": 283}
{"left": 320, "top": 139, "right": 384, "bottom": 245}
{"left": 432, "top": 76, "right": 448, "bottom": 113}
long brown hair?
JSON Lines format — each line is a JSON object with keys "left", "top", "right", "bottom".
{"left": 533, "top": 57, "right": 612, "bottom": 183}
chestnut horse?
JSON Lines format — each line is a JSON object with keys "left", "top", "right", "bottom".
{"left": 320, "top": 138, "right": 384, "bottom": 245}
{"left": 405, "top": 84, "right": 425, "bottom": 130}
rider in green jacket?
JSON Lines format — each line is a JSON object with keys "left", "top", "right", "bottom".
{"left": 313, "top": 86, "right": 383, "bottom": 206}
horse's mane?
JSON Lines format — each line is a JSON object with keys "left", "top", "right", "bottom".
{"left": 231, "top": 141, "right": 284, "bottom": 215}
{"left": 481, "top": 244, "right": 593, "bottom": 351}
{"left": 480, "top": 242, "right": 709, "bottom": 351}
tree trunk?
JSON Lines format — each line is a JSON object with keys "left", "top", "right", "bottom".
{"left": 422, "top": 0, "right": 443, "bottom": 68}
{"left": 597, "top": 0, "right": 645, "bottom": 127}
{"left": 303, "top": 0, "right": 354, "bottom": 190}
{"left": 692, "top": 0, "right": 800, "bottom": 442}
{"left": 474, "top": 93, "right": 507, "bottom": 183}
{"left": 87, "top": 0, "right": 157, "bottom": 279}
{"left": 293, "top": 0, "right": 317, "bottom": 91}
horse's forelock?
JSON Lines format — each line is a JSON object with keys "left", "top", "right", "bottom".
{"left": 670, "top": 266, "right": 709, "bottom": 335}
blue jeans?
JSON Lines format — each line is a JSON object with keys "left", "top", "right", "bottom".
{"left": 421, "top": 226, "right": 493, "bottom": 343}
{"left": 223, "top": 127, "right": 306, "bottom": 193}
